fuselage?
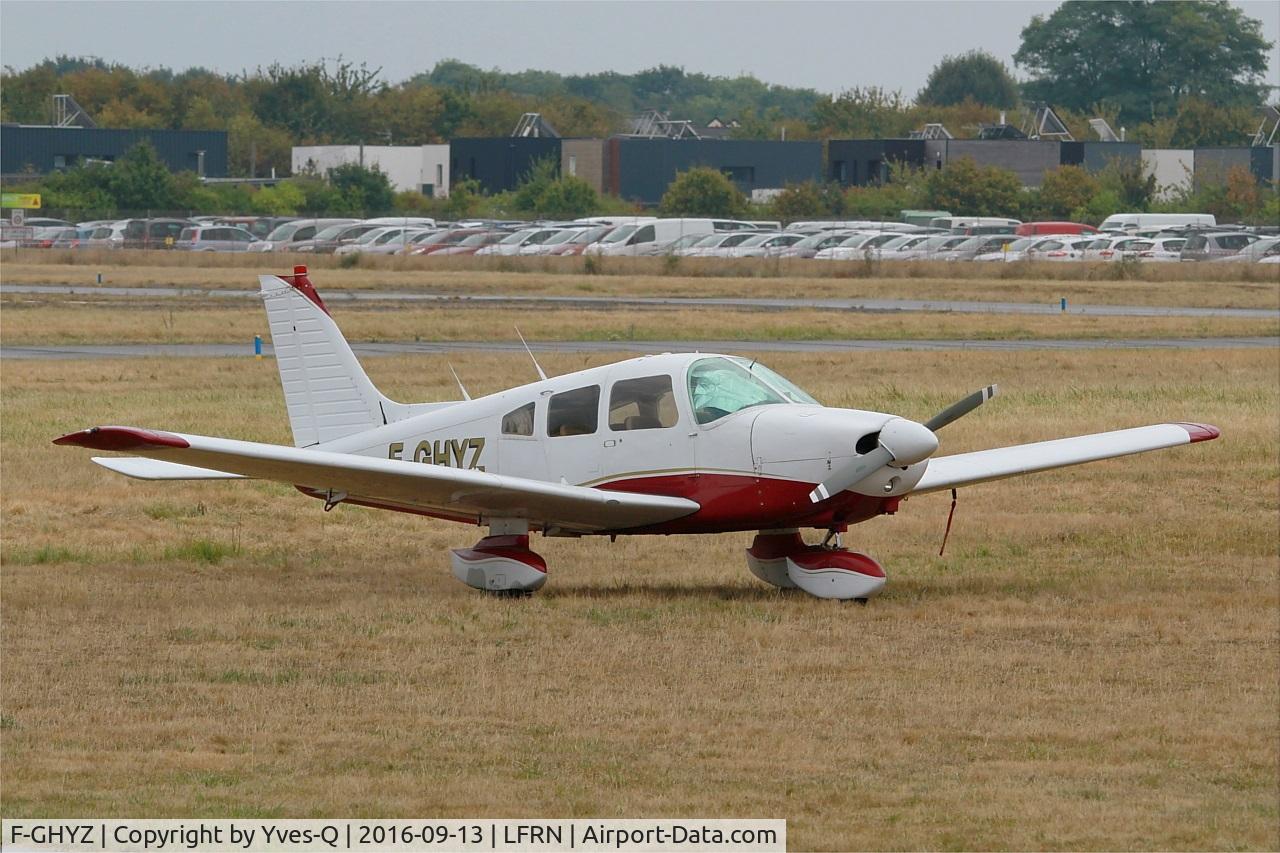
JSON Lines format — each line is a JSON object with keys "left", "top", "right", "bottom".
{"left": 315, "top": 352, "right": 929, "bottom": 535}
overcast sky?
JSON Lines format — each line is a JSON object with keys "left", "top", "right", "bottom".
{"left": 2, "top": 1, "right": 1278, "bottom": 98}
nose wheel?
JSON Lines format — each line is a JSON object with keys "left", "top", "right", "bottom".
{"left": 746, "top": 530, "right": 886, "bottom": 600}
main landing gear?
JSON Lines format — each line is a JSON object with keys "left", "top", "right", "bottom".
{"left": 745, "top": 529, "right": 886, "bottom": 600}
{"left": 450, "top": 519, "right": 546, "bottom": 595}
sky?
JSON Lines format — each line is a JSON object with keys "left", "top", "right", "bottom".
{"left": 1, "top": 1, "right": 1278, "bottom": 99}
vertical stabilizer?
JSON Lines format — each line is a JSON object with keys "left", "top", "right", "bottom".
{"left": 259, "top": 266, "right": 394, "bottom": 447}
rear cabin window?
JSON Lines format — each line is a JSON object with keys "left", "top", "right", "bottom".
{"left": 501, "top": 402, "right": 535, "bottom": 436}
{"left": 609, "top": 375, "right": 678, "bottom": 431}
{"left": 547, "top": 386, "right": 600, "bottom": 437}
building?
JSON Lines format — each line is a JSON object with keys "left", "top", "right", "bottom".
{"left": 0, "top": 125, "right": 228, "bottom": 177}
{"left": 449, "top": 137, "right": 562, "bottom": 195}
{"left": 292, "top": 145, "right": 450, "bottom": 197}
{"left": 829, "top": 138, "right": 1142, "bottom": 189}
{"left": 604, "top": 138, "right": 823, "bottom": 204}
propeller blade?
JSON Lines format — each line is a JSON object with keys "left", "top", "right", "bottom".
{"left": 809, "top": 445, "right": 894, "bottom": 503}
{"left": 923, "top": 384, "right": 999, "bottom": 433}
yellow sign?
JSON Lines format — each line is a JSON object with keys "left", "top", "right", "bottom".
{"left": 0, "top": 193, "right": 41, "bottom": 209}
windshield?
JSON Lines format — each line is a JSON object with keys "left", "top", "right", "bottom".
{"left": 499, "top": 229, "right": 536, "bottom": 245}
{"left": 354, "top": 228, "right": 393, "bottom": 245}
{"left": 458, "top": 233, "right": 493, "bottom": 246}
{"left": 601, "top": 225, "right": 639, "bottom": 244}
{"left": 737, "top": 234, "right": 774, "bottom": 248}
{"left": 729, "top": 358, "right": 820, "bottom": 405}
{"left": 687, "top": 357, "right": 787, "bottom": 425}
{"left": 265, "top": 222, "right": 302, "bottom": 242}
{"left": 573, "top": 227, "right": 609, "bottom": 244}
{"left": 541, "top": 229, "right": 579, "bottom": 246}
{"left": 312, "top": 223, "right": 353, "bottom": 241}
{"left": 1006, "top": 238, "right": 1038, "bottom": 251}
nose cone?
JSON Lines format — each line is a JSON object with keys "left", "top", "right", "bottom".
{"left": 878, "top": 418, "right": 939, "bottom": 466}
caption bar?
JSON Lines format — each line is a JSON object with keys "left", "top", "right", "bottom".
{"left": 1, "top": 820, "right": 785, "bottom": 853}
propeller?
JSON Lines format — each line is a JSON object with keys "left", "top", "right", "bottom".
{"left": 808, "top": 384, "right": 999, "bottom": 504}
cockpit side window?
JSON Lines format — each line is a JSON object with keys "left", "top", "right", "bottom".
{"left": 687, "top": 357, "right": 786, "bottom": 425}
{"left": 609, "top": 375, "right": 678, "bottom": 431}
{"left": 501, "top": 402, "right": 535, "bottom": 436}
{"left": 547, "top": 386, "right": 600, "bottom": 437}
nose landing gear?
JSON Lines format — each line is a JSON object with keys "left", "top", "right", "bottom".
{"left": 746, "top": 529, "right": 885, "bottom": 600}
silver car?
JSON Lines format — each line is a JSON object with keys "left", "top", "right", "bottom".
{"left": 175, "top": 225, "right": 258, "bottom": 252}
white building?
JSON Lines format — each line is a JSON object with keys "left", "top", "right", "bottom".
{"left": 1141, "top": 149, "right": 1194, "bottom": 201}
{"left": 292, "top": 145, "right": 450, "bottom": 197}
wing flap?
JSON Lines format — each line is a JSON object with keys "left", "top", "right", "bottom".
{"left": 58, "top": 426, "right": 698, "bottom": 532}
{"left": 92, "top": 457, "right": 243, "bottom": 480}
{"left": 911, "top": 422, "right": 1218, "bottom": 495}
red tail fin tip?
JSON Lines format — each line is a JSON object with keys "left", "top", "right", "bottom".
{"left": 283, "top": 265, "right": 329, "bottom": 316}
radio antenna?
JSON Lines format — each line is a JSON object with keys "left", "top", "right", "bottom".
{"left": 447, "top": 362, "right": 471, "bottom": 401}
{"left": 514, "top": 326, "right": 548, "bottom": 381}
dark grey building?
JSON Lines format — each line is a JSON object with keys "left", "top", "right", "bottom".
{"left": 1193, "top": 146, "right": 1277, "bottom": 186}
{"left": 1, "top": 126, "right": 228, "bottom": 177}
{"left": 604, "top": 138, "right": 823, "bottom": 204}
{"left": 449, "top": 137, "right": 562, "bottom": 195}
{"left": 827, "top": 140, "right": 927, "bottom": 186}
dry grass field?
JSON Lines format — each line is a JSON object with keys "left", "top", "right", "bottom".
{"left": 3, "top": 250, "right": 1279, "bottom": 310}
{"left": 1, "top": 296, "right": 1276, "bottom": 346}
{"left": 2, "top": 343, "right": 1277, "bottom": 849}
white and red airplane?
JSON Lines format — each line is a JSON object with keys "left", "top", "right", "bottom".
{"left": 55, "top": 266, "right": 1220, "bottom": 600}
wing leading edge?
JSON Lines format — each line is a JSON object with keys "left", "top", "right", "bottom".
{"left": 55, "top": 426, "right": 699, "bottom": 533}
{"left": 910, "top": 422, "right": 1219, "bottom": 495}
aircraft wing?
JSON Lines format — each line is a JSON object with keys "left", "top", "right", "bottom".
{"left": 55, "top": 426, "right": 699, "bottom": 533}
{"left": 910, "top": 422, "right": 1219, "bottom": 495}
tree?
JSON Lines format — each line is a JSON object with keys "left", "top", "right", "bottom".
{"left": 925, "top": 157, "right": 1023, "bottom": 217}
{"left": 511, "top": 156, "right": 600, "bottom": 218}
{"left": 1037, "top": 165, "right": 1100, "bottom": 219}
{"left": 327, "top": 162, "right": 394, "bottom": 213}
{"left": 106, "top": 142, "right": 176, "bottom": 210}
{"left": 1015, "top": 1, "right": 1273, "bottom": 124}
{"left": 917, "top": 51, "right": 1019, "bottom": 108}
{"left": 769, "top": 182, "right": 845, "bottom": 221}
{"left": 658, "top": 167, "right": 746, "bottom": 217}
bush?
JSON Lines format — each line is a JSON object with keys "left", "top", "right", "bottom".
{"left": 659, "top": 167, "right": 746, "bottom": 217}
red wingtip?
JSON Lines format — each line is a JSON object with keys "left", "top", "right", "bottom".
{"left": 281, "top": 264, "right": 330, "bottom": 316}
{"left": 1175, "top": 422, "right": 1221, "bottom": 443}
{"left": 53, "top": 426, "right": 190, "bottom": 451}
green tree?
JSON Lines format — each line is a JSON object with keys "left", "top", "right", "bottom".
{"left": 917, "top": 51, "right": 1019, "bottom": 108}
{"left": 250, "top": 182, "right": 306, "bottom": 215}
{"left": 106, "top": 142, "right": 176, "bottom": 209}
{"left": 327, "top": 162, "right": 394, "bottom": 213}
{"left": 658, "top": 167, "right": 746, "bottom": 217}
{"left": 769, "top": 182, "right": 839, "bottom": 221}
{"left": 1037, "top": 165, "right": 1100, "bottom": 219}
{"left": 441, "top": 178, "right": 483, "bottom": 221}
{"left": 925, "top": 157, "right": 1023, "bottom": 217}
{"left": 1015, "top": 1, "right": 1272, "bottom": 124}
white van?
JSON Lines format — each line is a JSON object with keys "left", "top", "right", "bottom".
{"left": 930, "top": 216, "right": 1022, "bottom": 233}
{"left": 1098, "top": 213, "right": 1216, "bottom": 233}
{"left": 585, "top": 219, "right": 759, "bottom": 256}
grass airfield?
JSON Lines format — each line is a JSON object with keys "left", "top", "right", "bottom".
{"left": 1, "top": 258, "right": 1278, "bottom": 849}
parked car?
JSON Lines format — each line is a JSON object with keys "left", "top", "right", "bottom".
{"left": 872, "top": 234, "right": 934, "bottom": 260}
{"left": 1099, "top": 212, "right": 1215, "bottom": 233}
{"left": 815, "top": 231, "right": 910, "bottom": 260}
{"left": 293, "top": 222, "right": 383, "bottom": 254}
{"left": 1207, "top": 235, "right": 1280, "bottom": 263}
{"left": 546, "top": 226, "right": 612, "bottom": 256}
{"left": 680, "top": 232, "right": 756, "bottom": 257}
{"left": 212, "top": 216, "right": 298, "bottom": 240}
{"left": 1082, "top": 235, "right": 1155, "bottom": 261}
{"left": 1014, "top": 221, "right": 1099, "bottom": 237}
{"left": 116, "top": 218, "right": 193, "bottom": 249}
{"left": 1178, "top": 231, "right": 1259, "bottom": 262}
{"left": 174, "top": 225, "right": 258, "bottom": 252}
{"left": 974, "top": 235, "right": 1079, "bottom": 262}
{"left": 774, "top": 231, "right": 858, "bottom": 259}
{"left": 46, "top": 227, "right": 83, "bottom": 249}
{"left": 934, "top": 234, "right": 1018, "bottom": 262}
{"left": 407, "top": 228, "right": 493, "bottom": 256}
{"left": 474, "top": 227, "right": 563, "bottom": 256}
{"left": 429, "top": 231, "right": 511, "bottom": 256}
{"left": 333, "top": 226, "right": 421, "bottom": 255}
{"left": 1130, "top": 237, "right": 1187, "bottom": 262}
{"left": 249, "top": 218, "right": 358, "bottom": 252}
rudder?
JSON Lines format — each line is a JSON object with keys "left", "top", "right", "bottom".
{"left": 260, "top": 266, "right": 393, "bottom": 447}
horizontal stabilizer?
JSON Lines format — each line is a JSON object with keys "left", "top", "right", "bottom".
{"left": 911, "top": 422, "right": 1219, "bottom": 494}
